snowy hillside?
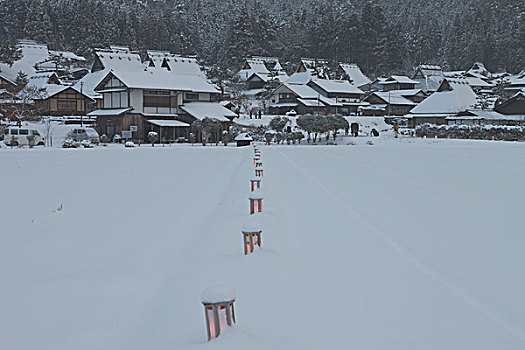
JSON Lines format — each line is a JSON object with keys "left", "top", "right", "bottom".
{"left": 1, "top": 140, "right": 525, "bottom": 349}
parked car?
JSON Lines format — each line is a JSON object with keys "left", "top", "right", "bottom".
{"left": 4, "top": 127, "right": 45, "bottom": 146}
{"left": 66, "top": 127, "right": 100, "bottom": 144}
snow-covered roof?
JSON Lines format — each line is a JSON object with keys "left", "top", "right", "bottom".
{"left": 234, "top": 133, "right": 253, "bottom": 141}
{"left": 239, "top": 57, "right": 286, "bottom": 82}
{"left": 103, "top": 69, "right": 219, "bottom": 94}
{"left": 27, "top": 72, "right": 62, "bottom": 89}
{"left": 201, "top": 286, "right": 235, "bottom": 304}
{"left": 49, "top": 50, "right": 86, "bottom": 62}
{"left": 383, "top": 75, "right": 419, "bottom": 85}
{"left": 88, "top": 108, "right": 133, "bottom": 116}
{"left": 247, "top": 71, "right": 289, "bottom": 84}
{"left": 338, "top": 63, "right": 371, "bottom": 87}
{"left": 369, "top": 91, "right": 417, "bottom": 106}
{"left": 181, "top": 102, "right": 236, "bottom": 121}
{"left": 0, "top": 41, "right": 50, "bottom": 82}
{"left": 147, "top": 119, "right": 190, "bottom": 127}
{"left": 249, "top": 189, "right": 263, "bottom": 200}
{"left": 163, "top": 56, "right": 205, "bottom": 78}
{"left": 468, "top": 62, "right": 491, "bottom": 78}
{"left": 242, "top": 220, "right": 262, "bottom": 233}
{"left": 309, "top": 78, "right": 364, "bottom": 95}
{"left": 73, "top": 69, "right": 109, "bottom": 99}
{"left": 297, "top": 98, "right": 324, "bottom": 107}
{"left": 92, "top": 49, "right": 143, "bottom": 72}
{"left": 286, "top": 71, "right": 313, "bottom": 85}
{"left": 284, "top": 83, "right": 319, "bottom": 99}
{"left": 449, "top": 110, "right": 508, "bottom": 120}
{"left": 411, "top": 80, "right": 478, "bottom": 115}
{"left": 461, "top": 77, "right": 493, "bottom": 88}
{"left": 416, "top": 65, "right": 443, "bottom": 73}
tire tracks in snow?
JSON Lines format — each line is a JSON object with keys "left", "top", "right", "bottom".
{"left": 276, "top": 148, "right": 525, "bottom": 344}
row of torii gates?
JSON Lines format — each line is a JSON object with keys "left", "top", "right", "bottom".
{"left": 200, "top": 143, "right": 264, "bottom": 341}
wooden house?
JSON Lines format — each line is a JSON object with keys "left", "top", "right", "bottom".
{"left": 88, "top": 68, "right": 235, "bottom": 142}
{"left": 0, "top": 75, "right": 16, "bottom": 90}
{"left": 381, "top": 75, "right": 420, "bottom": 91}
{"left": 412, "top": 65, "right": 444, "bottom": 92}
{"left": 267, "top": 83, "right": 334, "bottom": 115}
{"left": 446, "top": 109, "right": 525, "bottom": 126}
{"left": 336, "top": 63, "right": 371, "bottom": 89}
{"left": 307, "top": 79, "right": 366, "bottom": 114}
{"left": 408, "top": 79, "right": 478, "bottom": 127}
{"left": 364, "top": 89, "right": 425, "bottom": 116}
{"left": 238, "top": 57, "right": 288, "bottom": 90}
{"left": 495, "top": 92, "right": 525, "bottom": 115}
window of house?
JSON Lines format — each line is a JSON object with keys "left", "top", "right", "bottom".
{"left": 185, "top": 92, "right": 199, "bottom": 101}
{"left": 58, "top": 99, "right": 77, "bottom": 111}
{"left": 144, "top": 90, "right": 170, "bottom": 108}
{"left": 279, "top": 93, "right": 292, "bottom": 99}
{"left": 104, "top": 91, "right": 128, "bottom": 109}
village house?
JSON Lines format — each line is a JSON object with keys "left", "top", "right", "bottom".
{"left": 502, "top": 71, "right": 525, "bottom": 96}
{"left": 0, "top": 40, "right": 87, "bottom": 87}
{"left": 307, "top": 79, "right": 365, "bottom": 114}
{"left": 336, "top": 63, "right": 371, "bottom": 90}
{"left": 412, "top": 65, "right": 444, "bottom": 92}
{"left": 446, "top": 109, "right": 525, "bottom": 126}
{"left": 87, "top": 67, "right": 235, "bottom": 141}
{"left": 296, "top": 58, "right": 331, "bottom": 79}
{"left": 379, "top": 75, "right": 420, "bottom": 91}
{"left": 238, "top": 57, "right": 288, "bottom": 91}
{"left": 267, "top": 79, "right": 365, "bottom": 115}
{"left": 27, "top": 72, "right": 96, "bottom": 116}
{"left": 495, "top": 92, "right": 525, "bottom": 116}
{"left": 267, "top": 83, "right": 327, "bottom": 115}
{"left": 407, "top": 79, "right": 479, "bottom": 127}
{"left": 363, "top": 89, "right": 425, "bottom": 116}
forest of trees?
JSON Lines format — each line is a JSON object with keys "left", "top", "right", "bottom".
{"left": 0, "top": 0, "right": 524, "bottom": 77}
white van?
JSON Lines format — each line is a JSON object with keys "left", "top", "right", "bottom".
{"left": 66, "top": 127, "right": 100, "bottom": 144}
{"left": 4, "top": 127, "right": 45, "bottom": 146}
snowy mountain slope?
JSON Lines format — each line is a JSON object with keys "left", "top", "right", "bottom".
{"left": 1, "top": 140, "right": 525, "bottom": 349}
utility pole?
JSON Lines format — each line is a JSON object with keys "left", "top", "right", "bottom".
{"left": 80, "top": 81, "right": 84, "bottom": 127}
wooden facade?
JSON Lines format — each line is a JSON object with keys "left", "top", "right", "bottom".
{"left": 38, "top": 87, "right": 97, "bottom": 116}
{"left": 0, "top": 76, "right": 16, "bottom": 90}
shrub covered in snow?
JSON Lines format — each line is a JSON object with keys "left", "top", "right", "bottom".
{"left": 100, "top": 134, "right": 109, "bottom": 146}
{"left": 125, "top": 141, "right": 135, "bottom": 148}
{"left": 416, "top": 123, "right": 525, "bottom": 142}
{"left": 148, "top": 131, "right": 159, "bottom": 146}
{"left": 269, "top": 116, "right": 290, "bottom": 133}
{"left": 62, "top": 139, "right": 81, "bottom": 148}
{"left": 81, "top": 140, "right": 94, "bottom": 148}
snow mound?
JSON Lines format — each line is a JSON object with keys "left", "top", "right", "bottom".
{"left": 242, "top": 220, "right": 262, "bottom": 233}
{"left": 249, "top": 189, "right": 263, "bottom": 200}
{"left": 201, "top": 286, "right": 236, "bottom": 304}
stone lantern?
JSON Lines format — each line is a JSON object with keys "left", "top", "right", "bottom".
{"left": 250, "top": 176, "right": 261, "bottom": 191}
{"left": 255, "top": 166, "right": 263, "bottom": 177}
{"left": 249, "top": 189, "right": 263, "bottom": 214}
{"left": 253, "top": 155, "right": 260, "bottom": 167}
{"left": 201, "top": 286, "right": 236, "bottom": 341}
{"left": 242, "top": 220, "right": 262, "bottom": 254}
{"left": 255, "top": 159, "right": 263, "bottom": 167}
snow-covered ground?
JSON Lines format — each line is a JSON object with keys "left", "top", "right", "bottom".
{"left": 1, "top": 139, "right": 525, "bottom": 349}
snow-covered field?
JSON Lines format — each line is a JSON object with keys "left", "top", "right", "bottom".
{"left": 1, "top": 139, "right": 525, "bottom": 349}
